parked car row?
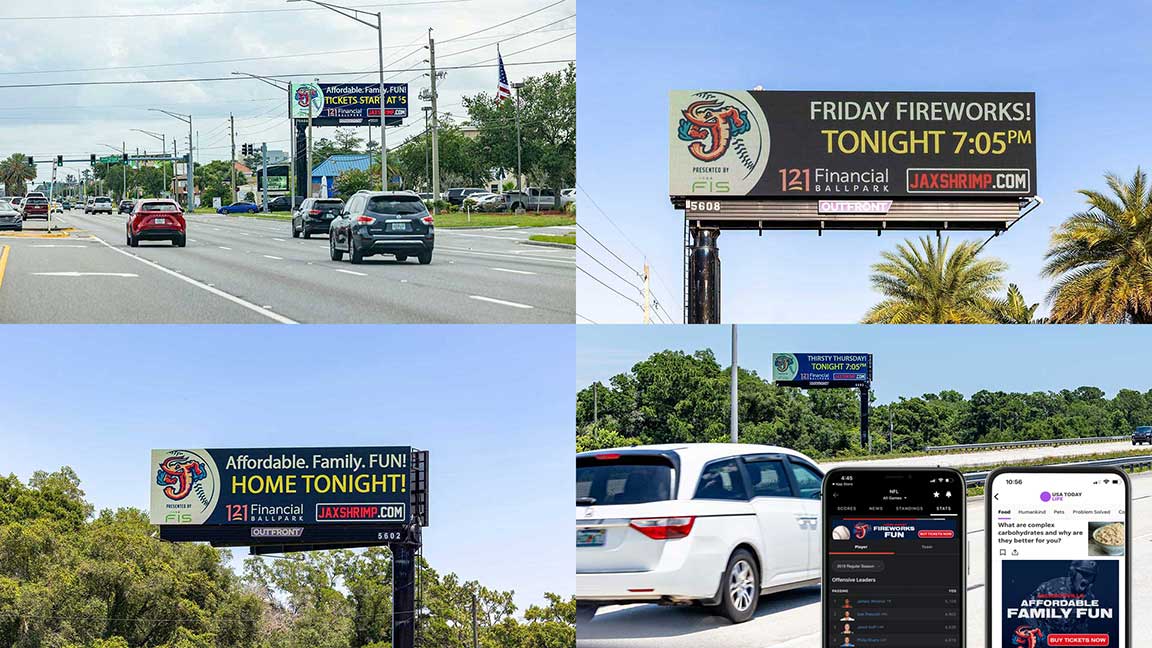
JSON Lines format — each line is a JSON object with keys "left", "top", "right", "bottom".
{"left": 441, "top": 186, "right": 576, "bottom": 211}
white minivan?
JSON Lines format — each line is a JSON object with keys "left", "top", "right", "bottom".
{"left": 576, "top": 443, "right": 824, "bottom": 623}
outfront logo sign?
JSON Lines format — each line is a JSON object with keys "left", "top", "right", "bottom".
{"left": 670, "top": 90, "right": 769, "bottom": 197}
{"left": 152, "top": 449, "right": 220, "bottom": 525}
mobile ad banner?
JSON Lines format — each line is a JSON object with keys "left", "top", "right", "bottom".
{"left": 773, "top": 353, "right": 872, "bottom": 387}
{"left": 828, "top": 517, "right": 957, "bottom": 543}
{"left": 669, "top": 90, "right": 1037, "bottom": 198}
{"left": 290, "top": 82, "right": 409, "bottom": 126}
{"left": 150, "top": 447, "right": 411, "bottom": 526}
{"left": 1000, "top": 560, "right": 1119, "bottom": 648}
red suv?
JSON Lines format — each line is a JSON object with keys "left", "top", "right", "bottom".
{"left": 21, "top": 196, "right": 49, "bottom": 219}
{"left": 126, "top": 199, "right": 186, "bottom": 247}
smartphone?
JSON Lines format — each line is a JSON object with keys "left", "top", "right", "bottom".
{"left": 823, "top": 467, "right": 965, "bottom": 648}
{"left": 986, "top": 467, "right": 1130, "bottom": 648}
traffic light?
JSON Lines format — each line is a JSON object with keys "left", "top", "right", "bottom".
{"left": 90, "top": 153, "right": 96, "bottom": 165}
{"left": 241, "top": 143, "right": 253, "bottom": 156}
{"left": 121, "top": 153, "right": 128, "bottom": 163}
{"left": 56, "top": 155, "right": 63, "bottom": 166}
{"left": 26, "top": 156, "right": 33, "bottom": 165}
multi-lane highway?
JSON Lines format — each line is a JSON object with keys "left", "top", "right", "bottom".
{"left": 0, "top": 209, "right": 574, "bottom": 323}
{"left": 824, "top": 439, "right": 1140, "bottom": 471}
{"left": 576, "top": 472, "right": 1151, "bottom": 648}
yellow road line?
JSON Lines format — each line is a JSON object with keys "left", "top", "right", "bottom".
{"left": 0, "top": 244, "right": 9, "bottom": 290}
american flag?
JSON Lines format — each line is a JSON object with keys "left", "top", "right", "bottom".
{"left": 496, "top": 45, "right": 512, "bottom": 102}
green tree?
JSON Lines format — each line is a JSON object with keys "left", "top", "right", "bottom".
{"left": 0, "top": 153, "right": 37, "bottom": 196}
{"left": 1042, "top": 168, "right": 1152, "bottom": 323}
{"left": 335, "top": 168, "right": 374, "bottom": 196}
{"left": 863, "top": 236, "right": 1008, "bottom": 324}
{"left": 196, "top": 160, "right": 236, "bottom": 205}
{"left": 989, "top": 283, "right": 1040, "bottom": 324}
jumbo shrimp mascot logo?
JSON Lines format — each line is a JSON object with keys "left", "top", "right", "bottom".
{"left": 772, "top": 353, "right": 798, "bottom": 382}
{"left": 670, "top": 91, "right": 769, "bottom": 196}
{"left": 1012, "top": 625, "right": 1043, "bottom": 648}
{"left": 293, "top": 83, "right": 324, "bottom": 118}
{"left": 150, "top": 449, "right": 220, "bottom": 525}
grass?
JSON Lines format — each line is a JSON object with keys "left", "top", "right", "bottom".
{"left": 529, "top": 233, "right": 575, "bottom": 245}
{"left": 431, "top": 212, "right": 574, "bottom": 229}
{"left": 192, "top": 207, "right": 293, "bottom": 221}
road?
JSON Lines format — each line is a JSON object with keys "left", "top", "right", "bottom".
{"left": 576, "top": 472, "right": 1152, "bottom": 648}
{"left": 0, "top": 209, "right": 574, "bottom": 323}
{"left": 824, "top": 440, "right": 1140, "bottom": 471}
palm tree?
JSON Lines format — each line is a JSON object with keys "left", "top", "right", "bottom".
{"left": 863, "top": 236, "right": 1008, "bottom": 324}
{"left": 1042, "top": 169, "right": 1152, "bottom": 323}
{"left": 0, "top": 153, "right": 36, "bottom": 196}
{"left": 990, "top": 283, "right": 1040, "bottom": 324}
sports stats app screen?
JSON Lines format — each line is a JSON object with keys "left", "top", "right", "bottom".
{"left": 824, "top": 470, "right": 963, "bottom": 648}
{"left": 991, "top": 473, "right": 1127, "bottom": 648}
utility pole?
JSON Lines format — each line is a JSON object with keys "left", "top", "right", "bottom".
{"left": 730, "top": 324, "right": 738, "bottom": 443}
{"left": 513, "top": 81, "right": 523, "bottom": 192}
{"left": 121, "top": 140, "right": 126, "bottom": 200}
{"left": 230, "top": 113, "right": 237, "bottom": 202}
{"left": 428, "top": 28, "right": 440, "bottom": 214}
{"left": 642, "top": 261, "right": 652, "bottom": 324}
{"left": 261, "top": 142, "right": 269, "bottom": 212}
{"left": 375, "top": 10, "right": 387, "bottom": 191}
{"left": 471, "top": 591, "right": 478, "bottom": 648}
{"left": 593, "top": 383, "right": 598, "bottom": 425}
{"left": 422, "top": 106, "right": 431, "bottom": 191}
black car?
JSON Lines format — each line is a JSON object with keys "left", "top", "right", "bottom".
{"left": 1134, "top": 426, "right": 1152, "bottom": 445}
{"left": 444, "top": 187, "right": 485, "bottom": 206}
{"left": 292, "top": 198, "right": 344, "bottom": 239}
{"left": 329, "top": 191, "right": 434, "bottom": 264}
{"left": 267, "top": 195, "right": 305, "bottom": 212}
{"left": 118, "top": 199, "right": 134, "bottom": 214}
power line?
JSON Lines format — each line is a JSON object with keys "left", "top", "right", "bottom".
{"left": 440, "top": 0, "right": 568, "bottom": 43}
{"left": 579, "top": 266, "right": 642, "bottom": 310}
{"left": 0, "top": 1, "right": 470, "bottom": 21}
{"left": 576, "top": 222, "right": 642, "bottom": 280}
{"left": 576, "top": 313, "right": 598, "bottom": 324}
{"left": 577, "top": 244, "right": 643, "bottom": 297}
{"left": 438, "top": 14, "right": 574, "bottom": 58}
{"left": 0, "top": 59, "right": 572, "bottom": 90}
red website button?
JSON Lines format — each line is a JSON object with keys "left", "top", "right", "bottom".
{"left": 917, "top": 529, "right": 955, "bottom": 539}
{"left": 1048, "top": 634, "right": 1110, "bottom": 646}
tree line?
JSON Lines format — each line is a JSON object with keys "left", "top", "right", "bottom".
{"left": 576, "top": 348, "right": 1152, "bottom": 458}
{"left": 0, "top": 468, "right": 574, "bottom": 648}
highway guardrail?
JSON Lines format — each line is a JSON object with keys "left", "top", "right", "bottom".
{"left": 963, "top": 454, "right": 1152, "bottom": 488}
{"left": 926, "top": 435, "right": 1128, "bottom": 453}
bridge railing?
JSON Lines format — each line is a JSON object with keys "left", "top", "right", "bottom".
{"left": 926, "top": 435, "right": 1128, "bottom": 453}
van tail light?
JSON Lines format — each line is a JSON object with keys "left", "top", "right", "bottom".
{"left": 630, "top": 517, "right": 695, "bottom": 540}
{"left": 421, "top": 215, "right": 434, "bottom": 225}
{"left": 354, "top": 215, "right": 376, "bottom": 224}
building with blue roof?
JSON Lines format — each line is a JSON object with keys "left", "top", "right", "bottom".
{"left": 311, "top": 154, "right": 374, "bottom": 197}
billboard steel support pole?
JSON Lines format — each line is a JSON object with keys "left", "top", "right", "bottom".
{"left": 261, "top": 143, "right": 269, "bottom": 211}
{"left": 687, "top": 226, "right": 721, "bottom": 324}
{"left": 392, "top": 541, "right": 416, "bottom": 648}
{"left": 859, "top": 385, "right": 870, "bottom": 449}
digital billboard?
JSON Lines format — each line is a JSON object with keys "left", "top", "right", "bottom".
{"left": 772, "top": 353, "right": 872, "bottom": 388}
{"left": 150, "top": 446, "right": 412, "bottom": 526}
{"left": 670, "top": 90, "right": 1036, "bottom": 198}
{"left": 290, "top": 82, "right": 408, "bottom": 126}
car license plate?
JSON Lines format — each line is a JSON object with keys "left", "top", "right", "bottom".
{"left": 387, "top": 222, "right": 410, "bottom": 232}
{"left": 155, "top": 218, "right": 166, "bottom": 224}
{"left": 577, "top": 528, "right": 606, "bottom": 547}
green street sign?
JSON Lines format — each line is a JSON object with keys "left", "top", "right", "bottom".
{"left": 98, "top": 155, "right": 120, "bottom": 164}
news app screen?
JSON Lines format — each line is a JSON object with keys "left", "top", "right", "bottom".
{"left": 824, "top": 469, "right": 963, "bottom": 648}
{"left": 990, "top": 472, "right": 1127, "bottom": 648}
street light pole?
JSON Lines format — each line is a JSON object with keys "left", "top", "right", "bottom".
{"left": 131, "top": 128, "right": 166, "bottom": 197}
{"left": 512, "top": 81, "right": 524, "bottom": 192}
{"left": 287, "top": 0, "right": 388, "bottom": 190}
{"left": 233, "top": 72, "right": 291, "bottom": 210}
{"left": 149, "top": 108, "right": 193, "bottom": 213}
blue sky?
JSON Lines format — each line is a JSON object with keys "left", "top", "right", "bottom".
{"left": 576, "top": 0, "right": 1152, "bottom": 323}
{"left": 577, "top": 325, "right": 1152, "bottom": 404}
{"left": 0, "top": 324, "right": 573, "bottom": 611}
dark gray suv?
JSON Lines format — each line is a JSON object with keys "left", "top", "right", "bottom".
{"left": 329, "top": 191, "right": 434, "bottom": 264}
{"left": 292, "top": 197, "right": 343, "bottom": 239}
{"left": 1133, "top": 426, "right": 1152, "bottom": 445}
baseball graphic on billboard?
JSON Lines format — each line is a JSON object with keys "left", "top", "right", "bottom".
{"left": 151, "top": 449, "right": 221, "bottom": 525}
{"left": 669, "top": 90, "right": 770, "bottom": 197}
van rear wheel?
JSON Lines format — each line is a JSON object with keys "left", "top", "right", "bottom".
{"left": 715, "top": 549, "right": 759, "bottom": 623}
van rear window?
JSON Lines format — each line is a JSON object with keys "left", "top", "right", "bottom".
{"left": 577, "top": 455, "right": 675, "bottom": 505}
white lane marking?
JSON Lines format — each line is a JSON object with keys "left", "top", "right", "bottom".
{"left": 436, "top": 246, "right": 574, "bottom": 264}
{"left": 30, "top": 244, "right": 88, "bottom": 248}
{"left": 87, "top": 235, "right": 297, "bottom": 324}
{"left": 219, "top": 246, "right": 232, "bottom": 250}
{"left": 240, "top": 232, "right": 251, "bottom": 236}
{"left": 469, "top": 295, "right": 533, "bottom": 309}
{"left": 489, "top": 267, "right": 536, "bottom": 275}
{"left": 334, "top": 269, "right": 367, "bottom": 276}
{"left": 262, "top": 255, "right": 283, "bottom": 260}
{"left": 445, "top": 233, "right": 523, "bottom": 241}
{"left": 272, "top": 238, "right": 286, "bottom": 241}
{"left": 32, "top": 271, "right": 137, "bottom": 277}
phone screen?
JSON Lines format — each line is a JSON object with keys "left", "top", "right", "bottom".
{"left": 823, "top": 468, "right": 964, "bottom": 648}
{"left": 988, "top": 470, "right": 1129, "bottom": 648}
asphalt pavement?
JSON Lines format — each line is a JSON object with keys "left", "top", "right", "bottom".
{"left": 576, "top": 472, "right": 1152, "bottom": 648}
{"left": 0, "top": 209, "right": 574, "bottom": 323}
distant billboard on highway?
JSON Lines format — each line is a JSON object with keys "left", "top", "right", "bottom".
{"left": 290, "top": 82, "right": 408, "bottom": 126}
{"left": 669, "top": 90, "right": 1036, "bottom": 198}
{"left": 772, "top": 353, "right": 872, "bottom": 388}
{"left": 150, "top": 446, "right": 412, "bottom": 526}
